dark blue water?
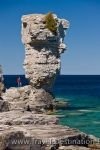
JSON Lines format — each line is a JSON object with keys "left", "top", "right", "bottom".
{"left": 3, "top": 75, "right": 100, "bottom": 137}
{"left": 4, "top": 75, "right": 29, "bottom": 88}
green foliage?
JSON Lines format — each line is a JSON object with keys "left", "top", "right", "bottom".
{"left": 45, "top": 13, "right": 57, "bottom": 35}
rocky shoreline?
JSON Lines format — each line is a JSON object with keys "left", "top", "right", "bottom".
{"left": 0, "top": 13, "right": 99, "bottom": 150}
{"left": 0, "top": 93, "right": 99, "bottom": 150}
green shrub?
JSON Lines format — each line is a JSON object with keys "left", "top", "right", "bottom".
{"left": 45, "top": 13, "right": 57, "bottom": 35}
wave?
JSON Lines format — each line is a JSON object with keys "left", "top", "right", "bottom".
{"left": 67, "top": 112, "right": 86, "bottom": 116}
{"left": 78, "top": 109, "right": 93, "bottom": 112}
{"left": 93, "top": 121, "right": 100, "bottom": 124}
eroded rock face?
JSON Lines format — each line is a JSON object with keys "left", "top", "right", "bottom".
{"left": 0, "top": 99, "right": 10, "bottom": 112}
{"left": 0, "top": 110, "right": 59, "bottom": 125}
{"left": 0, "top": 82, "right": 4, "bottom": 96}
{"left": 0, "top": 123, "right": 91, "bottom": 150}
{"left": 21, "top": 14, "right": 69, "bottom": 88}
{"left": 2, "top": 86, "right": 54, "bottom": 112}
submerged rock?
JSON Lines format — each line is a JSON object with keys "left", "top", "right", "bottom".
{"left": 54, "top": 100, "right": 69, "bottom": 109}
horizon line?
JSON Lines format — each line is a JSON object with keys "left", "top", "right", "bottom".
{"left": 3, "top": 74, "right": 100, "bottom": 76}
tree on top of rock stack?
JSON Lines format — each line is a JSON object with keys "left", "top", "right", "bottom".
{"left": 45, "top": 12, "right": 57, "bottom": 35}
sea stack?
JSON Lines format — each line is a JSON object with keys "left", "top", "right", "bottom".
{"left": 0, "top": 13, "right": 97, "bottom": 150}
{"left": 21, "top": 13, "right": 69, "bottom": 111}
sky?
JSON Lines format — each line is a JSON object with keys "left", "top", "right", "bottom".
{"left": 0, "top": 0, "right": 100, "bottom": 75}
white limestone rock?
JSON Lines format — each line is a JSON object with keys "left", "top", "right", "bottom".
{"left": 0, "top": 124, "right": 90, "bottom": 150}
{"left": 0, "top": 110, "right": 59, "bottom": 125}
{"left": 21, "top": 13, "right": 69, "bottom": 88}
{"left": 2, "top": 86, "right": 53, "bottom": 111}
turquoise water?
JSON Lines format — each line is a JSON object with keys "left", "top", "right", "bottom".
{"left": 56, "top": 95, "right": 100, "bottom": 138}
{"left": 4, "top": 75, "right": 100, "bottom": 137}
{"left": 53, "top": 75, "right": 100, "bottom": 138}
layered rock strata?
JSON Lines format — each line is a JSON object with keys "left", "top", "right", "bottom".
{"left": 0, "top": 116, "right": 94, "bottom": 150}
{"left": 20, "top": 13, "right": 69, "bottom": 110}
{"left": 22, "top": 14, "right": 69, "bottom": 88}
{"left": 2, "top": 86, "right": 54, "bottom": 112}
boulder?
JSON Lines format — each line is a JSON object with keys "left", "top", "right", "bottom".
{"left": 2, "top": 86, "right": 54, "bottom": 112}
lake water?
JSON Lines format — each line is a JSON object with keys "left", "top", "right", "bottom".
{"left": 4, "top": 75, "right": 100, "bottom": 137}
